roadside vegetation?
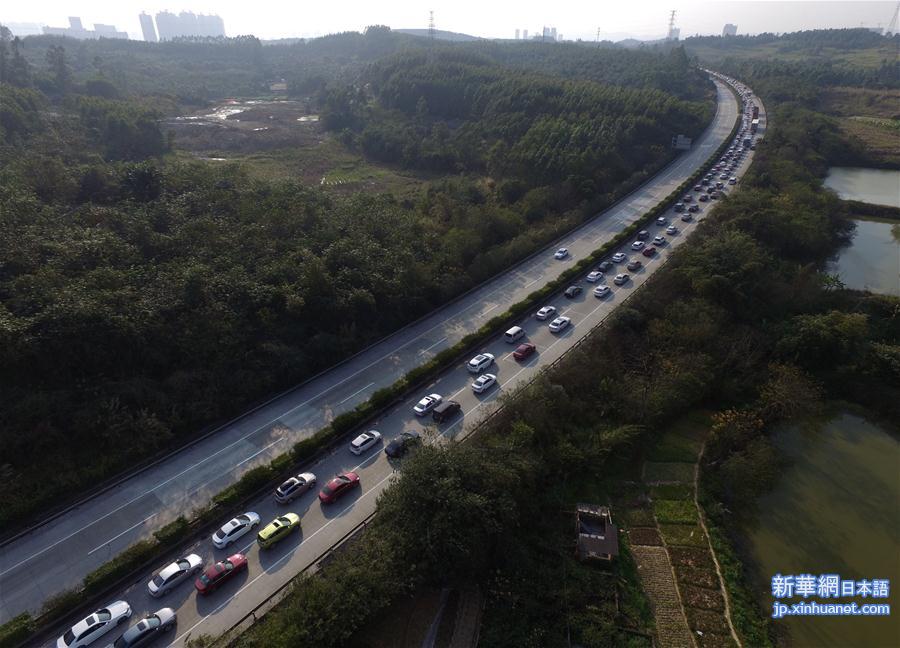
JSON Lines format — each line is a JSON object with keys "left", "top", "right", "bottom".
{"left": 228, "top": 39, "right": 899, "bottom": 645}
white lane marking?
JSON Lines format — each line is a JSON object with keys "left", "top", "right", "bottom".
{"left": 479, "top": 304, "right": 498, "bottom": 317}
{"left": 523, "top": 277, "right": 540, "bottom": 288}
{"left": 0, "top": 434, "right": 286, "bottom": 577}
{"left": 418, "top": 337, "right": 447, "bottom": 355}
{"left": 87, "top": 512, "right": 158, "bottom": 555}
{"left": 338, "top": 382, "right": 375, "bottom": 406}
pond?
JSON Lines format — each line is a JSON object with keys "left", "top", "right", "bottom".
{"left": 743, "top": 411, "right": 900, "bottom": 647}
{"left": 824, "top": 167, "right": 900, "bottom": 208}
{"left": 828, "top": 218, "right": 900, "bottom": 296}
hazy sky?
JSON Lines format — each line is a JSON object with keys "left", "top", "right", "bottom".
{"left": 3, "top": 1, "right": 897, "bottom": 41}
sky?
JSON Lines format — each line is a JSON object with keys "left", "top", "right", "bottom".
{"left": 2, "top": 1, "right": 897, "bottom": 42}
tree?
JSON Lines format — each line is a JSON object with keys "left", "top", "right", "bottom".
{"left": 45, "top": 45, "right": 71, "bottom": 94}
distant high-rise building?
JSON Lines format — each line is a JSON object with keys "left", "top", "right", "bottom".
{"left": 139, "top": 12, "right": 158, "bottom": 42}
{"left": 722, "top": 23, "right": 738, "bottom": 37}
{"left": 42, "top": 16, "right": 127, "bottom": 39}
{"left": 550, "top": 27, "right": 557, "bottom": 41}
{"left": 515, "top": 28, "right": 520, "bottom": 40}
{"left": 154, "top": 10, "right": 225, "bottom": 40}
{"left": 523, "top": 29, "right": 528, "bottom": 39}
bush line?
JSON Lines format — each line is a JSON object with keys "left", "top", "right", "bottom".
{"left": 0, "top": 77, "right": 742, "bottom": 648}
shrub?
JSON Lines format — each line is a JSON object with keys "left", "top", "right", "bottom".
{"left": 83, "top": 539, "right": 158, "bottom": 595}
{"left": 40, "top": 588, "right": 82, "bottom": 621}
{"left": 0, "top": 614, "right": 34, "bottom": 648}
{"left": 153, "top": 516, "right": 190, "bottom": 546}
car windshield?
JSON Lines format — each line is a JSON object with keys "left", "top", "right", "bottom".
{"left": 199, "top": 573, "right": 211, "bottom": 585}
{"left": 151, "top": 574, "right": 166, "bottom": 587}
{"left": 236, "top": 514, "right": 250, "bottom": 525}
{"left": 96, "top": 610, "right": 112, "bottom": 622}
{"left": 63, "top": 630, "right": 76, "bottom": 646}
{"left": 278, "top": 516, "right": 292, "bottom": 525}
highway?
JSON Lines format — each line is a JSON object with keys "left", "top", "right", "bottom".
{"left": 2, "top": 77, "right": 751, "bottom": 640}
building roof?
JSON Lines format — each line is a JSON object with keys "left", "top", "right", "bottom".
{"left": 575, "top": 503, "right": 619, "bottom": 561}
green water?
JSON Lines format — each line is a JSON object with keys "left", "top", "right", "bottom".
{"left": 829, "top": 219, "right": 900, "bottom": 296}
{"left": 745, "top": 411, "right": 900, "bottom": 647}
{"left": 824, "top": 167, "right": 900, "bottom": 208}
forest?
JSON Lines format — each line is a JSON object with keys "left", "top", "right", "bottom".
{"left": 0, "top": 27, "right": 711, "bottom": 531}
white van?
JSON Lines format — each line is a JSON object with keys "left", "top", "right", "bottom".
{"left": 504, "top": 326, "right": 525, "bottom": 343}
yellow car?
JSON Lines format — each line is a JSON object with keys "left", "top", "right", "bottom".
{"left": 256, "top": 513, "right": 300, "bottom": 549}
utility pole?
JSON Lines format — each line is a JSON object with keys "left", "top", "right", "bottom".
{"left": 428, "top": 10, "right": 435, "bottom": 43}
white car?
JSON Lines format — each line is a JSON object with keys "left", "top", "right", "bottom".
{"left": 656, "top": 216, "right": 667, "bottom": 226}
{"left": 148, "top": 554, "right": 203, "bottom": 597}
{"left": 471, "top": 373, "right": 497, "bottom": 394}
{"left": 57, "top": 601, "right": 132, "bottom": 648}
{"left": 653, "top": 236, "right": 666, "bottom": 246}
{"left": 666, "top": 225, "right": 678, "bottom": 235}
{"left": 350, "top": 430, "right": 382, "bottom": 455}
{"left": 593, "top": 285, "right": 610, "bottom": 298}
{"left": 729, "top": 177, "right": 737, "bottom": 184}
{"left": 467, "top": 352, "right": 495, "bottom": 373}
{"left": 413, "top": 393, "right": 443, "bottom": 416}
{"left": 554, "top": 247, "right": 569, "bottom": 259}
{"left": 535, "top": 306, "right": 557, "bottom": 321}
{"left": 274, "top": 472, "right": 317, "bottom": 503}
{"left": 212, "top": 512, "right": 260, "bottom": 549}
{"left": 612, "top": 252, "right": 627, "bottom": 263}
{"left": 586, "top": 270, "right": 603, "bottom": 283}
{"left": 631, "top": 241, "right": 645, "bottom": 251}
{"left": 549, "top": 316, "right": 571, "bottom": 333}
{"left": 613, "top": 273, "right": 630, "bottom": 286}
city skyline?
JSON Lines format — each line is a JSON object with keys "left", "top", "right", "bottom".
{"left": 2, "top": 1, "right": 896, "bottom": 41}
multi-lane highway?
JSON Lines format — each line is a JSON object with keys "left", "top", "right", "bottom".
{"left": 3, "top": 77, "right": 756, "bottom": 643}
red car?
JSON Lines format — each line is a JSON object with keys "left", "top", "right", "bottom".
{"left": 642, "top": 247, "right": 657, "bottom": 257}
{"left": 513, "top": 343, "right": 536, "bottom": 361}
{"left": 318, "top": 472, "right": 360, "bottom": 504}
{"left": 195, "top": 553, "right": 247, "bottom": 594}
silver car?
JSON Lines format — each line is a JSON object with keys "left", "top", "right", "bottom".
{"left": 147, "top": 554, "right": 202, "bottom": 597}
{"left": 106, "top": 608, "right": 176, "bottom": 648}
{"left": 274, "top": 472, "right": 317, "bottom": 504}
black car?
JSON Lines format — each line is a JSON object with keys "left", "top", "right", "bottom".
{"left": 564, "top": 285, "right": 583, "bottom": 298}
{"left": 597, "top": 261, "right": 614, "bottom": 273}
{"left": 385, "top": 431, "right": 422, "bottom": 458}
{"left": 636, "top": 230, "right": 649, "bottom": 241}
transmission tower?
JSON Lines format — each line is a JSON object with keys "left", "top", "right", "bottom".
{"left": 428, "top": 10, "right": 435, "bottom": 42}
{"left": 667, "top": 9, "right": 677, "bottom": 40}
{"left": 887, "top": 1, "right": 899, "bottom": 35}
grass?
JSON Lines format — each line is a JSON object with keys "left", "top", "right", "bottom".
{"left": 643, "top": 461, "right": 695, "bottom": 484}
{"left": 659, "top": 523, "right": 706, "bottom": 547}
{"left": 650, "top": 483, "right": 693, "bottom": 500}
{"left": 653, "top": 499, "right": 698, "bottom": 525}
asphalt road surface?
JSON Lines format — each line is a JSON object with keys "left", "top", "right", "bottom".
{"left": 3, "top": 77, "right": 757, "bottom": 638}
